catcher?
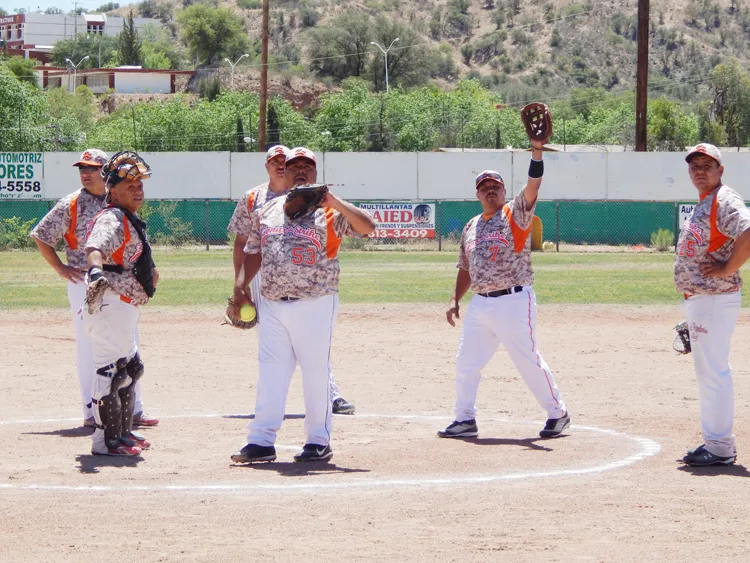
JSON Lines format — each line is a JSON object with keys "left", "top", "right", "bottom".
{"left": 438, "top": 103, "right": 571, "bottom": 440}
{"left": 226, "top": 145, "right": 356, "bottom": 415}
{"left": 82, "top": 151, "right": 158, "bottom": 456}
{"left": 230, "top": 147, "right": 375, "bottom": 463}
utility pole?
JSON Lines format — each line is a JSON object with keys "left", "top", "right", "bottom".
{"left": 635, "top": 0, "right": 649, "bottom": 151}
{"left": 73, "top": 0, "right": 78, "bottom": 37}
{"left": 258, "top": 0, "right": 269, "bottom": 152}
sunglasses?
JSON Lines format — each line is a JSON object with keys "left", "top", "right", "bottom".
{"left": 78, "top": 166, "right": 100, "bottom": 172}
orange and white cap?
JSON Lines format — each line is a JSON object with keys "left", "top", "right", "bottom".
{"left": 286, "top": 147, "right": 317, "bottom": 166}
{"left": 475, "top": 170, "right": 505, "bottom": 188}
{"left": 73, "top": 149, "right": 108, "bottom": 168}
{"left": 266, "top": 145, "right": 289, "bottom": 161}
{"left": 685, "top": 143, "right": 722, "bottom": 165}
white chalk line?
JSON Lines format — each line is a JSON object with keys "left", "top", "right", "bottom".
{"left": 0, "top": 413, "right": 661, "bottom": 494}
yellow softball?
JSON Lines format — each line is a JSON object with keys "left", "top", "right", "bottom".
{"left": 240, "top": 303, "right": 257, "bottom": 322}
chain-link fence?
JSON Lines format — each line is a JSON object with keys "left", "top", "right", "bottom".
{"left": 0, "top": 199, "right": 687, "bottom": 252}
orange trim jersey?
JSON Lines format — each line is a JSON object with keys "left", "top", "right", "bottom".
{"left": 227, "top": 182, "right": 287, "bottom": 237}
{"left": 85, "top": 207, "right": 150, "bottom": 306}
{"left": 675, "top": 184, "right": 750, "bottom": 295}
{"left": 243, "top": 198, "right": 354, "bottom": 301}
{"left": 458, "top": 191, "right": 536, "bottom": 294}
{"left": 29, "top": 188, "right": 106, "bottom": 270}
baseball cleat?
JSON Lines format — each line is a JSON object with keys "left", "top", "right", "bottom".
{"left": 437, "top": 419, "right": 479, "bottom": 438}
{"left": 293, "top": 444, "right": 333, "bottom": 462}
{"left": 539, "top": 412, "right": 570, "bottom": 438}
{"left": 682, "top": 444, "right": 736, "bottom": 467}
{"left": 133, "top": 412, "right": 160, "bottom": 427}
{"left": 332, "top": 397, "right": 355, "bottom": 415}
{"left": 92, "top": 444, "right": 143, "bottom": 457}
{"left": 231, "top": 444, "right": 277, "bottom": 463}
{"left": 123, "top": 431, "right": 151, "bottom": 450}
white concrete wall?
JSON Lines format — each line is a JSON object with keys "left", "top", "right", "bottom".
{"left": 115, "top": 73, "right": 170, "bottom": 94}
{"left": 37, "top": 151, "right": 750, "bottom": 201}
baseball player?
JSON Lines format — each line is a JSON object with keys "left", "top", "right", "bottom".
{"left": 83, "top": 151, "right": 158, "bottom": 456}
{"left": 228, "top": 145, "right": 356, "bottom": 415}
{"left": 230, "top": 147, "right": 375, "bottom": 463}
{"left": 676, "top": 143, "right": 750, "bottom": 467}
{"left": 29, "top": 149, "right": 158, "bottom": 429}
{"left": 438, "top": 104, "right": 570, "bottom": 440}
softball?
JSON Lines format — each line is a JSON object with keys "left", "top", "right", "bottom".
{"left": 240, "top": 303, "right": 256, "bottom": 322}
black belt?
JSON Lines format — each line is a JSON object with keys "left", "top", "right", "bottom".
{"left": 478, "top": 286, "right": 524, "bottom": 298}
{"left": 279, "top": 296, "right": 300, "bottom": 302}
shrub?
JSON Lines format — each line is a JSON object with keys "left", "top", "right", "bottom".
{"left": 650, "top": 228, "right": 674, "bottom": 251}
{"left": 237, "top": 0, "right": 261, "bottom": 8}
{"left": 0, "top": 217, "right": 38, "bottom": 251}
{"left": 139, "top": 202, "right": 195, "bottom": 247}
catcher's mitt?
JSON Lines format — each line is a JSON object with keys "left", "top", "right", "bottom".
{"left": 85, "top": 267, "right": 110, "bottom": 314}
{"left": 223, "top": 297, "right": 258, "bottom": 329}
{"left": 520, "top": 102, "right": 553, "bottom": 144}
{"left": 284, "top": 184, "right": 329, "bottom": 220}
{"left": 673, "top": 321, "right": 691, "bottom": 354}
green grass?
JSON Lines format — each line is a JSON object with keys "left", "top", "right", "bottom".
{"left": 1, "top": 250, "right": 748, "bottom": 308}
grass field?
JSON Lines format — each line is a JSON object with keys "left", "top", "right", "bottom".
{"left": 1, "top": 250, "right": 748, "bottom": 308}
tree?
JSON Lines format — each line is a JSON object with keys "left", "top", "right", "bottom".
{"left": 97, "top": 2, "right": 121, "bottom": 12}
{"left": 45, "top": 7, "right": 63, "bottom": 14}
{"left": 267, "top": 103, "right": 281, "bottom": 146}
{"left": 708, "top": 59, "right": 750, "bottom": 146}
{"left": 52, "top": 35, "right": 119, "bottom": 69}
{"left": 647, "top": 97, "right": 698, "bottom": 151}
{"left": 177, "top": 5, "right": 249, "bottom": 66}
{"left": 0, "top": 9, "right": 7, "bottom": 16}
{"left": 140, "top": 23, "right": 179, "bottom": 69}
{"left": 119, "top": 10, "right": 143, "bottom": 66}
{"left": 307, "top": 12, "right": 372, "bottom": 80}
{"left": 4, "top": 56, "right": 38, "bottom": 87}
{"left": 368, "top": 17, "right": 432, "bottom": 90}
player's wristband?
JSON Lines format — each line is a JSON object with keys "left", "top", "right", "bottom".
{"left": 528, "top": 158, "right": 544, "bottom": 179}
{"left": 88, "top": 266, "right": 104, "bottom": 282}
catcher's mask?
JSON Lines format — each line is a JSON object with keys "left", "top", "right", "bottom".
{"left": 101, "top": 151, "right": 152, "bottom": 188}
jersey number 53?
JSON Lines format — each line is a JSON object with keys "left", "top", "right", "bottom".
{"left": 291, "top": 247, "right": 317, "bottom": 265}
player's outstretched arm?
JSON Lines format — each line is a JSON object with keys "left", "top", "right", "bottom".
{"left": 523, "top": 144, "right": 544, "bottom": 210}
{"left": 520, "top": 102, "right": 552, "bottom": 210}
{"left": 447, "top": 268, "right": 471, "bottom": 326}
{"left": 322, "top": 191, "right": 376, "bottom": 236}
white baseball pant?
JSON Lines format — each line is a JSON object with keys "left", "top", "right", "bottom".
{"left": 680, "top": 291, "right": 742, "bottom": 458}
{"left": 454, "top": 287, "right": 566, "bottom": 422}
{"left": 247, "top": 294, "right": 338, "bottom": 447}
{"left": 250, "top": 275, "right": 342, "bottom": 403}
{"left": 82, "top": 293, "right": 141, "bottom": 453}
{"left": 69, "top": 282, "right": 146, "bottom": 418}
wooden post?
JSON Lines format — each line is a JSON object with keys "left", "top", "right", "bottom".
{"left": 258, "top": 0, "right": 269, "bottom": 152}
{"left": 635, "top": 0, "right": 649, "bottom": 151}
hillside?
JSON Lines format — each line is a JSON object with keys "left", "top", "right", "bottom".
{"left": 99, "top": 0, "right": 750, "bottom": 106}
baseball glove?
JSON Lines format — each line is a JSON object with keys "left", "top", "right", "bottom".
{"left": 223, "top": 296, "right": 258, "bottom": 330}
{"left": 85, "top": 267, "right": 110, "bottom": 314}
{"left": 520, "top": 102, "right": 553, "bottom": 144}
{"left": 284, "top": 184, "right": 329, "bottom": 220}
{"left": 673, "top": 321, "right": 691, "bottom": 354}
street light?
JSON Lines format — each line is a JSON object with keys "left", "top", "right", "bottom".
{"left": 224, "top": 54, "right": 249, "bottom": 89}
{"left": 370, "top": 38, "right": 399, "bottom": 93}
{"left": 65, "top": 55, "right": 89, "bottom": 94}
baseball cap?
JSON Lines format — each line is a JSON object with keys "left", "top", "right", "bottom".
{"left": 475, "top": 170, "right": 505, "bottom": 188}
{"left": 73, "top": 149, "right": 108, "bottom": 168}
{"left": 685, "top": 143, "right": 722, "bottom": 165}
{"left": 266, "top": 145, "right": 289, "bottom": 161}
{"left": 286, "top": 147, "right": 317, "bottom": 166}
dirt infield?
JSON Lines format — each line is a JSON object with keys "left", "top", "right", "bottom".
{"left": 1, "top": 304, "right": 749, "bottom": 562}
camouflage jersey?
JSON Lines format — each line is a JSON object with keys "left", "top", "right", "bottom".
{"left": 458, "top": 190, "right": 536, "bottom": 294}
{"left": 29, "top": 188, "right": 107, "bottom": 271}
{"left": 85, "top": 206, "right": 151, "bottom": 306}
{"left": 228, "top": 182, "right": 288, "bottom": 237}
{"left": 675, "top": 184, "right": 750, "bottom": 296}
{"left": 244, "top": 198, "right": 356, "bottom": 301}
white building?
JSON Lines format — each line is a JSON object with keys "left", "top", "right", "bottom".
{"left": 0, "top": 12, "right": 162, "bottom": 55}
{"left": 39, "top": 67, "right": 195, "bottom": 94}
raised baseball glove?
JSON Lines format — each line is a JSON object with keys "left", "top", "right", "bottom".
{"left": 520, "top": 102, "right": 553, "bottom": 144}
{"left": 223, "top": 296, "right": 258, "bottom": 329}
{"left": 673, "top": 320, "right": 691, "bottom": 354}
{"left": 284, "top": 184, "right": 329, "bottom": 220}
{"left": 85, "top": 267, "right": 110, "bottom": 314}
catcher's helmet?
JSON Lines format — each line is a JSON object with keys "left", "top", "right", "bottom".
{"left": 413, "top": 204, "right": 431, "bottom": 224}
{"left": 101, "top": 151, "right": 152, "bottom": 187}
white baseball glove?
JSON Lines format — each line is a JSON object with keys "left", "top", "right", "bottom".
{"left": 85, "top": 267, "right": 110, "bottom": 314}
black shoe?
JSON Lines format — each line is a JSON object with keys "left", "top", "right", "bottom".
{"left": 682, "top": 444, "right": 736, "bottom": 467}
{"left": 539, "top": 412, "right": 571, "bottom": 438}
{"left": 332, "top": 397, "right": 355, "bottom": 415}
{"left": 231, "top": 444, "right": 277, "bottom": 463}
{"left": 293, "top": 443, "right": 333, "bottom": 462}
{"left": 437, "top": 419, "right": 479, "bottom": 438}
